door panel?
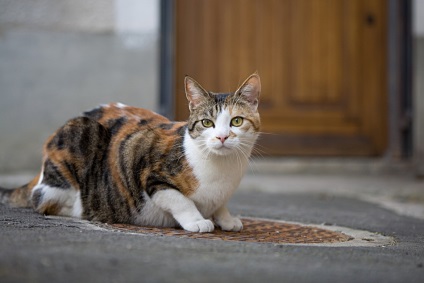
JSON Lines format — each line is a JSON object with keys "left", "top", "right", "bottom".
{"left": 174, "top": 0, "right": 387, "bottom": 156}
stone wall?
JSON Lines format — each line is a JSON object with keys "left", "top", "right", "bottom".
{"left": 0, "top": 0, "right": 159, "bottom": 172}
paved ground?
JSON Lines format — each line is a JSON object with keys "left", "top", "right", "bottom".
{"left": 1, "top": 160, "right": 424, "bottom": 283}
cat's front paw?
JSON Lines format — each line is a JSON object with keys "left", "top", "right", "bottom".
{"left": 215, "top": 216, "right": 243, "bottom": 232}
{"left": 182, "top": 219, "right": 214, "bottom": 233}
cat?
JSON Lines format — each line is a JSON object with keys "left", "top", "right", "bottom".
{"left": 0, "top": 73, "right": 261, "bottom": 233}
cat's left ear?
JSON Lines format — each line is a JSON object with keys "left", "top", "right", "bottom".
{"left": 235, "top": 73, "right": 261, "bottom": 111}
{"left": 185, "top": 76, "right": 210, "bottom": 111}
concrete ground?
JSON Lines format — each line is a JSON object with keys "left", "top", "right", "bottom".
{"left": 0, "top": 159, "right": 423, "bottom": 283}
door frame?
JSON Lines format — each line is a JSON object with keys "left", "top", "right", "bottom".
{"left": 387, "top": 0, "right": 413, "bottom": 159}
{"left": 158, "top": 0, "right": 175, "bottom": 119}
{"left": 159, "top": 0, "right": 413, "bottom": 159}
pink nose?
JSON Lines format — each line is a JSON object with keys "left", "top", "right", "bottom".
{"left": 216, "top": 135, "right": 229, "bottom": 144}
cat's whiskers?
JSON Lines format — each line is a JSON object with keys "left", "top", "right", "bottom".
{"left": 197, "top": 138, "right": 213, "bottom": 161}
{"left": 256, "top": 131, "right": 280, "bottom": 137}
{"left": 233, "top": 146, "right": 247, "bottom": 177}
{"left": 250, "top": 133, "right": 273, "bottom": 157}
{"left": 234, "top": 140, "right": 251, "bottom": 157}
{"left": 249, "top": 141, "right": 267, "bottom": 156}
{"left": 234, "top": 138, "right": 261, "bottom": 173}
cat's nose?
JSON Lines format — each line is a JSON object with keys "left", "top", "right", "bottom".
{"left": 216, "top": 135, "right": 229, "bottom": 144}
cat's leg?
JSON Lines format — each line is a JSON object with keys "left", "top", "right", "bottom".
{"left": 213, "top": 204, "right": 243, "bottom": 232}
{"left": 32, "top": 185, "right": 82, "bottom": 218}
{"left": 31, "top": 161, "right": 82, "bottom": 218}
{"left": 152, "top": 189, "right": 214, "bottom": 232}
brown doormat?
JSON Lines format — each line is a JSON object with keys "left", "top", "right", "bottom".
{"left": 108, "top": 218, "right": 353, "bottom": 245}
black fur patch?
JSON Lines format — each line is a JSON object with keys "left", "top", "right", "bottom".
{"left": 31, "top": 189, "right": 43, "bottom": 208}
{"left": 43, "top": 159, "right": 71, "bottom": 189}
{"left": 139, "top": 119, "right": 152, "bottom": 126}
{"left": 63, "top": 161, "right": 80, "bottom": 186}
{"left": 213, "top": 93, "right": 230, "bottom": 103}
{"left": 175, "top": 125, "right": 187, "bottom": 137}
{"left": 107, "top": 117, "right": 127, "bottom": 135}
{"left": 83, "top": 107, "right": 104, "bottom": 121}
{"left": 164, "top": 140, "right": 185, "bottom": 176}
{"left": 48, "top": 130, "right": 68, "bottom": 150}
{"left": 145, "top": 175, "right": 179, "bottom": 197}
{"left": 159, "top": 123, "right": 175, "bottom": 130}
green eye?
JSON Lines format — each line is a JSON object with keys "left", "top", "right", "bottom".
{"left": 231, "top": 117, "right": 244, "bottom": 127}
{"left": 201, "top": 119, "right": 214, "bottom": 128}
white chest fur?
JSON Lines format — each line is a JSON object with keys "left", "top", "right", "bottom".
{"left": 184, "top": 132, "right": 250, "bottom": 218}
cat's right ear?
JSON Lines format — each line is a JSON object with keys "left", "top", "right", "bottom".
{"left": 185, "top": 76, "right": 209, "bottom": 111}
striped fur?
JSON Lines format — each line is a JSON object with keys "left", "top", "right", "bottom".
{"left": 0, "top": 74, "right": 261, "bottom": 232}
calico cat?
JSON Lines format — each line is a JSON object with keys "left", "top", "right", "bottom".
{"left": 0, "top": 73, "right": 261, "bottom": 233}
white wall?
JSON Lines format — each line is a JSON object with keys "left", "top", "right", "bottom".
{"left": 414, "top": 0, "right": 424, "bottom": 36}
{"left": 0, "top": 0, "right": 160, "bottom": 172}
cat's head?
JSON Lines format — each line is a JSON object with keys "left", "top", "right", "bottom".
{"left": 185, "top": 73, "right": 261, "bottom": 157}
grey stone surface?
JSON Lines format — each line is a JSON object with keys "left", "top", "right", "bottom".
{"left": 0, "top": 196, "right": 423, "bottom": 283}
{"left": 1, "top": 171, "right": 424, "bottom": 283}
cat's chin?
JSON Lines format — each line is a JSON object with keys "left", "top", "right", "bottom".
{"left": 208, "top": 145, "right": 237, "bottom": 157}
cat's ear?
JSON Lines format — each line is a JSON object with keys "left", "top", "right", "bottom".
{"left": 185, "top": 76, "right": 210, "bottom": 111}
{"left": 235, "top": 73, "right": 261, "bottom": 111}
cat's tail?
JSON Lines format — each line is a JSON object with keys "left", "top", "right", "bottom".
{"left": 0, "top": 174, "right": 40, "bottom": 208}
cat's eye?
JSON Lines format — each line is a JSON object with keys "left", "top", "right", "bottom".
{"left": 231, "top": 117, "right": 244, "bottom": 127}
{"left": 201, "top": 119, "right": 214, "bottom": 128}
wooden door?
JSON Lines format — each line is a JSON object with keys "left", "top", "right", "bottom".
{"left": 174, "top": 0, "right": 387, "bottom": 156}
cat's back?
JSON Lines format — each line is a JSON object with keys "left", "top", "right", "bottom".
{"left": 83, "top": 102, "right": 188, "bottom": 150}
{"left": 83, "top": 102, "right": 189, "bottom": 172}
{"left": 83, "top": 102, "right": 169, "bottom": 131}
